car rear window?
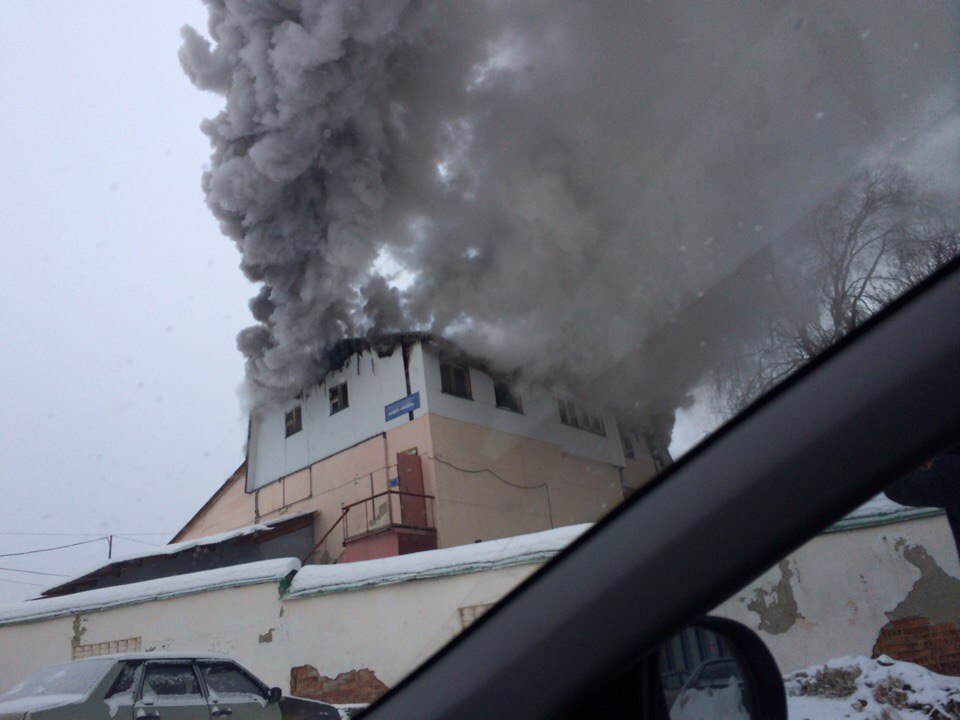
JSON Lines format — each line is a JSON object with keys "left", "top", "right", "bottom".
{"left": 1, "top": 659, "right": 114, "bottom": 700}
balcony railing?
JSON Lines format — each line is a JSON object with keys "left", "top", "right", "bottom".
{"left": 341, "top": 490, "right": 436, "bottom": 543}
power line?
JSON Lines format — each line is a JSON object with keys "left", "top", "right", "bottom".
{"left": 0, "top": 576, "right": 45, "bottom": 588}
{"left": 0, "top": 537, "right": 107, "bottom": 558}
{"left": 114, "top": 536, "right": 163, "bottom": 547}
{"left": 0, "top": 566, "right": 67, "bottom": 577}
{"left": 0, "top": 531, "right": 172, "bottom": 537}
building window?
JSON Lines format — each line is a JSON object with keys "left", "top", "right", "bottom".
{"left": 557, "top": 397, "right": 606, "bottom": 436}
{"left": 329, "top": 382, "right": 349, "bottom": 415}
{"left": 285, "top": 405, "right": 302, "bottom": 437}
{"left": 440, "top": 362, "right": 472, "bottom": 400}
{"left": 494, "top": 382, "right": 523, "bottom": 414}
{"left": 621, "top": 432, "right": 636, "bottom": 459}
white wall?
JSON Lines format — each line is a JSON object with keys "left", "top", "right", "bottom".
{"left": 248, "top": 348, "right": 411, "bottom": 490}
{"left": 714, "top": 513, "right": 960, "bottom": 673}
{"left": 2, "top": 514, "right": 958, "bottom": 696}
{"left": 0, "top": 582, "right": 287, "bottom": 692}
{"left": 414, "top": 344, "right": 626, "bottom": 467}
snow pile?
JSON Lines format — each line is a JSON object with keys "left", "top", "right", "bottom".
{"left": 785, "top": 656, "right": 960, "bottom": 720}
{"left": 671, "top": 681, "right": 748, "bottom": 720}
{"left": 0, "top": 558, "right": 300, "bottom": 626}
{"left": 332, "top": 704, "right": 368, "bottom": 719}
{"left": 286, "top": 524, "right": 590, "bottom": 598}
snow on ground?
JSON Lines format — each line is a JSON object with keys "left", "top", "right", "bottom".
{"left": 286, "top": 523, "right": 591, "bottom": 597}
{"left": 0, "top": 558, "right": 300, "bottom": 626}
{"left": 785, "top": 655, "right": 960, "bottom": 719}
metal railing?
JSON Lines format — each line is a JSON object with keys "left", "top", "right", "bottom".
{"left": 341, "top": 490, "right": 436, "bottom": 543}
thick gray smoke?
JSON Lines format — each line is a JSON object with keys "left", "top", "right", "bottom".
{"left": 181, "top": 1, "right": 960, "bottom": 438}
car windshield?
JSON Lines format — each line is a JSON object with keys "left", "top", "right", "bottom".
{"left": 0, "top": 659, "right": 113, "bottom": 700}
{"left": 1, "top": 1, "right": 959, "bottom": 714}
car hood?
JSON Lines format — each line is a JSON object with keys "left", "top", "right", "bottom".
{"left": 279, "top": 695, "right": 341, "bottom": 719}
{"left": 0, "top": 693, "right": 84, "bottom": 717}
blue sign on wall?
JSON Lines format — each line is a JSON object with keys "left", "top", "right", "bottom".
{"left": 385, "top": 392, "right": 420, "bottom": 422}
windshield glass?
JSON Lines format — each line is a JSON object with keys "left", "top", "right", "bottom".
{"left": 0, "top": 659, "right": 113, "bottom": 700}
{"left": 0, "top": 0, "right": 958, "bottom": 711}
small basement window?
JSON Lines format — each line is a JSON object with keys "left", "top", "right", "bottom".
{"left": 440, "top": 362, "right": 472, "bottom": 400}
{"left": 329, "top": 382, "right": 349, "bottom": 415}
{"left": 494, "top": 382, "right": 523, "bottom": 414}
{"left": 285, "top": 405, "right": 302, "bottom": 437}
{"left": 557, "top": 397, "right": 606, "bottom": 436}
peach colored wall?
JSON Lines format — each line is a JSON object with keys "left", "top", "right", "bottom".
{"left": 254, "top": 417, "right": 436, "bottom": 563}
{"left": 425, "top": 414, "right": 624, "bottom": 547}
{"left": 176, "top": 468, "right": 257, "bottom": 542}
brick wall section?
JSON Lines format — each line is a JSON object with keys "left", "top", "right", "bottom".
{"left": 873, "top": 617, "right": 960, "bottom": 676}
{"left": 290, "top": 665, "right": 389, "bottom": 704}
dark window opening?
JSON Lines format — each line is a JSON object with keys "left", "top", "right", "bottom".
{"left": 557, "top": 397, "right": 606, "bottom": 436}
{"left": 494, "top": 382, "right": 523, "bottom": 414}
{"left": 329, "top": 382, "right": 349, "bottom": 415}
{"left": 285, "top": 406, "right": 302, "bottom": 437}
{"left": 621, "top": 433, "right": 636, "bottom": 459}
{"left": 440, "top": 362, "right": 472, "bottom": 400}
{"left": 106, "top": 662, "right": 142, "bottom": 698}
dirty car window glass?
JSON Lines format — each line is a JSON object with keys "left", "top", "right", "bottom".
{"left": 0, "top": 1, "right": 959, "bottom": 717}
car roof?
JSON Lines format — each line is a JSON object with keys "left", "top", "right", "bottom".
{"left": 73, "top": 652, "right": 234, "bottom": 662}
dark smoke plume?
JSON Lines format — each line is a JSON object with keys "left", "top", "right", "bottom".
{"left": 181, "top": 1, "right": 960, "bottom": 440}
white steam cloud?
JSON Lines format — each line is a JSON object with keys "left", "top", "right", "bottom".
{"left": 181, "top": 1, "right": 960, "bottom": 441}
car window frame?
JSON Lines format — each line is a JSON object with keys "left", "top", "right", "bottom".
{"left": 357, "top": 256, "right": 960, "bottom": 719}
{"left": 197, "top": 659, "right": 271, "bottom": 702}
{"left": 136, "top": 660, "right": 207, "bottom": 704}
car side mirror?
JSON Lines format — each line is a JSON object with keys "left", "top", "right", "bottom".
{"left": 268, "top": 687, "right": 282, "bottom": 703}
{"left": 658, "top": 616, "right": 785, "bottom": 720}
{"left": 571, "top": 616, "right": 785, "bottom": 720}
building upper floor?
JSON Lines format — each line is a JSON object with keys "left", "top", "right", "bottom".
{"left": 247, "top": 334, "right": 659, "bottom": 493}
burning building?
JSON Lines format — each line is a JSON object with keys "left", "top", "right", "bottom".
{"left": 175, "top": 334, "right": 665, "bottom": 563}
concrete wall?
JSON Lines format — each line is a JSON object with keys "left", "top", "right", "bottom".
{"left": 427, "top": 414, "right": 624, "bottom": 546}
{"left": 714, "top": 512, "right": 960, "bottom": 673}
{"left": 0, "top": 582, "right": 287, "bottom": 693}
{"left": 176, "top": 467, "right": 256, "bottom": 543}
{"left": 3, "top": 514, "right": 960, "bottom": 702}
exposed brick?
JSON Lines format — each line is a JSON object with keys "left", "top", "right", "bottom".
{"left": 873, "top": 617, "right": 960, "bottom": 676}
{"left": 290, "top": 665, "right": 389, "bottom": 704}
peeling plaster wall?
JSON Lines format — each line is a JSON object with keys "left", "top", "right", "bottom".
{"left": 715, "top": 513, "right": 960, "bottom": 674}
{"left": 0, "top": 582, "right": 287, "bottom": 691}
{"left": 0, "top": 560, "right": 537, "bottom": 695}
{"left": 2, "top": 513, "right": 957, "bottom": 696}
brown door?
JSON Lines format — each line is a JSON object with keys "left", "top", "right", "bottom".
{"left": 397, "top": 453, "right": 428, "bottom": 528}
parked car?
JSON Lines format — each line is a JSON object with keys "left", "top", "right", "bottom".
{"left": 0, "top": 653, "right": 340, "bottom": 720}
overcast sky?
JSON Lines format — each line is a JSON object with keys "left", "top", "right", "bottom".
{"left": 0, "top": 2, "right": 724, "bottom": 606}
{"left": 0, "top": 1, "right": 254, "bottom": 602}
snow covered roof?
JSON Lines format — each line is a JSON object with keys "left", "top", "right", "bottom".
{"left": 43, "top": 512, "right": 313, "bottom": 597}
{"left": 285, "top": 523, "right": 590, "bottom": 598}
{"left": 828, "top": 494, "right": 943, "bottom": 532}
{"left": 0, "top": 558, "right": 300, "bottom": 627}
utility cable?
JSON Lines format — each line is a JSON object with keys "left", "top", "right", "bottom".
{"left": 0, "top": 576, "right": 45, "bottom": 588}
{"left": 431, "top": 454, "right": 555, "bottom": 528}
{"left": 0, "top": 531, "right": 172, "bottom": 537}
{"left": 0, "top": 536, "right": 107, "bottom": 558}
{"left": 114, "top": 536, "right": 163, "bottom": 547}
{"left": 0, "top": 566, "right": 67, "bottom": 577}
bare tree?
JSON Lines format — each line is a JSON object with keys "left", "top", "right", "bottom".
{"left": 718, "top": 168, "right": 959, "bottom": 414}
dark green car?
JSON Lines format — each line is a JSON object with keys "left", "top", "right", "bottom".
{"left": 0, "top": 654, "right": 340, "bottom": 720}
